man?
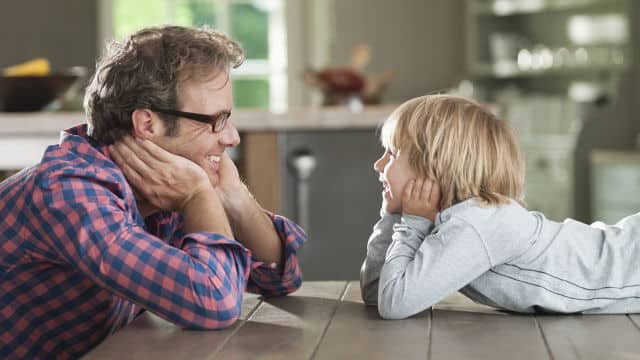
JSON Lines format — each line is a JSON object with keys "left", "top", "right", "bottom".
{"left": 0, "top": 25, "right": 306, "bottom": 358}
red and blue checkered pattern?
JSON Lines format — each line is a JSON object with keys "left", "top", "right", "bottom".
{"left": 0, "top": 124, "right": 306, "bottom": 359}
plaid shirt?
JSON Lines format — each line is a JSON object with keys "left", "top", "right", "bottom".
{"left": 0, "top": 124, "right": 306, "bottom": 359}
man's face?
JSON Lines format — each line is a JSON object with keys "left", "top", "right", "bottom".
{"left": 153, "top": 72, "right": 239, "bottom": 186}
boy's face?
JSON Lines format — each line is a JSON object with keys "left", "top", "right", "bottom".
{"left": 152, "top": 72, "right": 240, "bottom": 186}
{"left": 374, "top": 147, "right": 416, "bottom": 213}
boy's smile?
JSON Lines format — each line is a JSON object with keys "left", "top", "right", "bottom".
{"left": 374, "top": 148, "right": 416, "bottom": 213}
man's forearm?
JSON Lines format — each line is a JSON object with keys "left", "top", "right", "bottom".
{"left": 182, "top": 189, "right": 233, "bottom": 238}
{"left": 222, "top": 186, "right": 283, "bottom": 265}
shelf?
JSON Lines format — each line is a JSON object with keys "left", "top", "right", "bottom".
{"left": 470, "top": 62, "right": 626, "bottom": 79}
{"left": 474, "top": 0, "right": 626, "bottom": 17}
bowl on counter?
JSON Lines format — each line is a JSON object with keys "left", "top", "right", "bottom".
{"left": 0, "top": 67, "right": 86, "bottom": 112}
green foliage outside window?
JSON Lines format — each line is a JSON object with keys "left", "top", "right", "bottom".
{"left": 113, "top": 0, "right": 272, "bottom": 108}
{"left": 232, "top": 79, "right": 269, "bottom": 108}
{"left": 231, "top": 3, "right": 268, "bottom": 59}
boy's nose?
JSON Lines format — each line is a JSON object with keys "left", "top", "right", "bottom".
{"left": 373, "top": 158, "right": 384, "bottom": 173}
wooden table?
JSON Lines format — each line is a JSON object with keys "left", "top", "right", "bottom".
{"left": 84, "top": 281, "right": 640, "bottom": 359}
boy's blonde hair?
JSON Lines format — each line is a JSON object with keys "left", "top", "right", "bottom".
{"left": 381, "top": 94, "right": 525, "bottom": 209}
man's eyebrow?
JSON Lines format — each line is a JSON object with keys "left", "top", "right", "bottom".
{"left": 207, "top": 109, "right": 232, "bottom": 117}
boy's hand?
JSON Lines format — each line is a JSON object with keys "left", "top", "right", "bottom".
{"left": 401, "top": 177, "right": 441, "bottom": 221}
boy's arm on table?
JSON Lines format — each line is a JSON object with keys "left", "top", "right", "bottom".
{"left": 377, "top": 215, "right": 492, "bottom": 319}
{"left": 360, "top": 211, "right": 402, "bottom": 305}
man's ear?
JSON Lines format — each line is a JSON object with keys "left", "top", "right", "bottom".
{"left": 131, "top": 109, "right": 165, "bottom": 140}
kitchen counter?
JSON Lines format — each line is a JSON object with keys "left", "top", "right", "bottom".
{"left": 0, "top": 106, "right": 394, "bottom": 169}
{"left": 0, "top": 105, "right": 394, "bottom": 135}
{"left": 591, "top": 149, "right": 640, "bottom": 165}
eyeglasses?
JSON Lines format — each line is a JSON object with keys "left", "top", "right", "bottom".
{"left": 150, "top": 107, "right": 231, "bottom": 133}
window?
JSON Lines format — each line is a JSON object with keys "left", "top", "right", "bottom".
{"left": 108, "top": 0, "right": 287, "bottom": 110}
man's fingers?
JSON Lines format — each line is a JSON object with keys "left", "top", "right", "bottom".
{"left": 110, "top": 144, "right": 145, "bottom": 187}
{"left": 123, "top": 137, "right": 168, "bottom": 165}
{"left": 111, "top": 139, "right": 155, "bottom": 175}
{"left": 133, "top": 137, "right": 176, "bottom": 164}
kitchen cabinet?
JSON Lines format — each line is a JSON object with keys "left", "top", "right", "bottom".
{"left": 590, "top": 150, "right": 640, "bottom": 224}
{"left": 523, "top": 137, "right": 575, "bottom": 220}
{"left": 278, "top": 129, "right": 382, "bottom": 281}
{"left": 467, "top": 0, "right": 631, "bottom": 88}
{"left": 243, "top": 129, "right": 384, "bottom": 280}
{"left": 465, "top": 0, "right": 633, "bottom": 220}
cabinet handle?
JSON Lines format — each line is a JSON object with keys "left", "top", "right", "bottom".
{"left": 288, "top": 149, "right": 317, "bottom": 232}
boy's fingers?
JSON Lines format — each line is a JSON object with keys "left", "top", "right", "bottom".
{"left": 421, "top": 179, "right": 433, "bottom": 200}
{"left": 403, "top": 179, "right": 415, "bottom": 202}
{"left": 429, "top": 181, "right": 441, "bottom": 203}
{"left": 413, "top": 178, "right": 423, "bottom": 199}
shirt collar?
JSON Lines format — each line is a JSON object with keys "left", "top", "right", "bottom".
{"left": 59, "top": 123, "right": 110, "bottom": 158}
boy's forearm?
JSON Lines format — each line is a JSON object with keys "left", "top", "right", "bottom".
{"left": 360, "top": 213, "right": 401, "bottom": 304}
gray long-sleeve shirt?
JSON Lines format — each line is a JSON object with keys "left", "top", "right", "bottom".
{"left": 360, "top": 198, "right": 640, "bottom": 319}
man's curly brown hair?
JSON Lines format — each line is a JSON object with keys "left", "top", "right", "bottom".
{"left": 84, "top": 25, "right": 244, "bottom": 144}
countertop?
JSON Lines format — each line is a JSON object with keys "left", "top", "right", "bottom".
{"left": 84, "top": 280, "right": 640, "bottom": 359}
{"left": 591, "top": 149, "right": 640, "bottom": 164}
{"left": 0, "top": 106, "right": 394, "bottom": 169}
{"left": 0, "top": 105, "right": 395, "bottom": 135}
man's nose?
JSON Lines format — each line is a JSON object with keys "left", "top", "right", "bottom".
{"left": 221, "top": 122, "right": 240, "bottom": 147}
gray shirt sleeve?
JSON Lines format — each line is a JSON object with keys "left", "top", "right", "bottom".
{"left": 360, "top": 212, "right": 401, "bottom": 305}
{"left": 377, "top": 214, "right": 493, "bottom": 319}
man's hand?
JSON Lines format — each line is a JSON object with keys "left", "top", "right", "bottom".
{"left": 210, "top": 151, "right": 283, "bottom": 266}
{"left": 110, "top": 136, "right": 232, "bottom": 237}
{"left": 213, "top": 151, "right": 245, "bottom": 209}
{"left": 401, "top": 177, "right": 441, "bottom": 221}
{"left": 109, "top": 136, "right": 212, "bottom": 213}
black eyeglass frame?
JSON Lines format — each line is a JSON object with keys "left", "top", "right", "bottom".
{"left": 150, "top": 107, "right": 231, "bottom": 133}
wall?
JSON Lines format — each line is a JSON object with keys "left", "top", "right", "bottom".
{"left": 0, "top": 0, "right": 97, "bottom": 71}
{"left": 331, "top": 0, "right": 466, "bottom": 103}
{"left": 0, "top": 0, "right": 465, "bottom": 107}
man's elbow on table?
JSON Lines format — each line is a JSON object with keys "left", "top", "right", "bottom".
{"left": 183, "top": 295, "right": 243, "bottom": 330}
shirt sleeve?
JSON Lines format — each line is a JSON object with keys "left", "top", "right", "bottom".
{"left": 35, "top": 170, "right": 250, "bottom": 330}
{"left": 359, "top": 212, "right": 402, "bottom": 305}
{"left": 377, "top": 214, "right": 492, "bottom": 319}
{"left": 245, "top": 212, "right": 307, "bottom": 297}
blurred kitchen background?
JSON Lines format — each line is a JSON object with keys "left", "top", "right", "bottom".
{"left": 0, "top": 0, "right": 639, "bottom": 280}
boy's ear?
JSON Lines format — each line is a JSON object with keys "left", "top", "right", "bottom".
{"left": 131, "top": 109, "right": 165, "bottom": 140}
